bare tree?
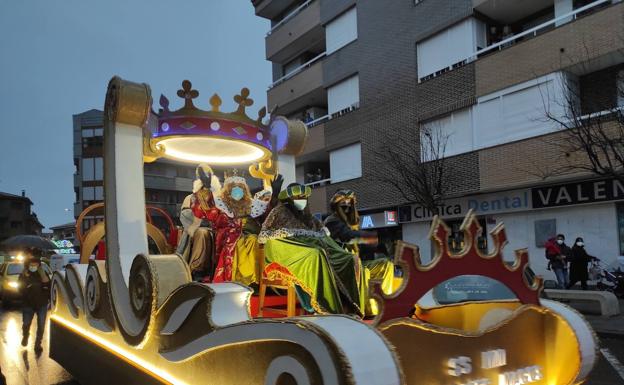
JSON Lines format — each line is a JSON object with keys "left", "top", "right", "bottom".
{"left": 537, "top": 43, "right": 624, "bottom": 182}
{"left": 373, "top": 124, "right": 452, "bottom": 212}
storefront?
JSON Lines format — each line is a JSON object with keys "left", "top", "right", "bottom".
{"left": 400, "top": 178, "right": 624, "bottom": 276}
{"left": 359, "top": 209, "right": 402, "bottom": 258}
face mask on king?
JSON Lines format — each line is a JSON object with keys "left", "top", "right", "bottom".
{"left": 231, "top": 186, "right": 244, "bottom": 201}
{"left": 29, "top": 266, "right": 38, "bottom": 273}
{"left": 576, "top": 242, "right": 584, "bottom": 247}
{"left": 556, "top": 239, "right": 563, "bottom": 245}
{"left": 293, "top": 199, "right": 308, "bottom": 210}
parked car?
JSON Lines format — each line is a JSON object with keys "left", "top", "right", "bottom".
{"left": 0, "top": 261, "right": 51, "bottom": 306}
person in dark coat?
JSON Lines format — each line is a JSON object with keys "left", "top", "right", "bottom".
{"left": 18, "top": 256, "right": 50, "bottom": 353}
{"left": 567, "top": 237, "right": 596, "bottom": 290}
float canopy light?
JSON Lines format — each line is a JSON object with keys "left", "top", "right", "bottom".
{"left": 148, "top": 80, "right": 274, "bottom": 166}
{"left": 155, "top": 136, "right": 270, "bottom": 165}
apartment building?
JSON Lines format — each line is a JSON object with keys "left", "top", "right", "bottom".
{"left": 73, "top": 110, "right": 196, "bottom": 240}
{"left": 252, "top": 0, "right": 624, "bottom": 275}
{"left": 0, "top": 191, "right": 44, "bottom": 243}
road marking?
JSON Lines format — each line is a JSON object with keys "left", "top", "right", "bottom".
{"left": 601, "top": 348, "right": 624, "bottom": 381}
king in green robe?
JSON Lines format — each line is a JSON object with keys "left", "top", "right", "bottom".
{"left": 258, "top": 183, "right": 366, "bottom": 316}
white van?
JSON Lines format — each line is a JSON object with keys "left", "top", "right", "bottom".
{"left": 49, "top": 254, "right": 81, "bottom": 272}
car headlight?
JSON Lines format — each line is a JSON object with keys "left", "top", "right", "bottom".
{"left": 7, "top": 281, "right": 19, "bottom": 289}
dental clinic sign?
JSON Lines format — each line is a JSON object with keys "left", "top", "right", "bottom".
{"left": 399, "top": 189, "right": 531, "bottom": 223}
{"left": 532, "top": 178, "right": 624, "bottom": 208}
{"left": 399, "top": 178, "right": 624, "bottom": 223}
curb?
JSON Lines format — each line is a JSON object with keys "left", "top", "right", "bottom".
{"left": 597, "top": 331, "right": 624, "bottom": 340}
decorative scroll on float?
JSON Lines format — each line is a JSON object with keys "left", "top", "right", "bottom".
{"left": 372, "top": 210, "right": 597, "bottom": 385}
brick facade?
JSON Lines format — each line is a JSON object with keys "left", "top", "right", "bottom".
{"left": 321, "top": 0, "right": 474, "bottom": 211}
{"left": 416, "top": 63, "right": 476, "bottom": 122}
{"left": 478, "top": 129, "right": 606, "bottom": 191}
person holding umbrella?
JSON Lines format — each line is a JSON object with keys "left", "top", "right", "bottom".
{"left": 18, "top": 253, "right": 51, "bottom": 353}
{"left": 0, "top": 236, "right": 56, "bottom": 354}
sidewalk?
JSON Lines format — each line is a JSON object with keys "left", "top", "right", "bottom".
{"left": 569, "top": 298, "right": 624, "bottom": 339}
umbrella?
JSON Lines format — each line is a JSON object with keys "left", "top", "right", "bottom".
{"left": 1, "top": 235, "right": 58, "bottom": 251}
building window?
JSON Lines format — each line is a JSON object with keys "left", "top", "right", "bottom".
{"left": 82, "top": 157, "right": 103, "bottom": 181}
{"left": 416, "top": 18, "right": 486, "bottom": 81}
{"left": 422, "top": 72, "right": 571, "bottom": 156}
{"left": 421, "top": 108, "right": 473, "bottom": 159}
{"left": 325, "top": 7, "right": 357, "bottom": 55}
{"left": 10, "top": 221, "right": 21, "bottom": 229}
{"left": 95, "top": 157, "right": 103, "bottom": 180}
{"left": 328, "top": 75, "right": 359, "bottom": 116}
{"left": 82, "top": 158, "right": 94, "bottom": 181}
{"left": 329, "top": 143, "right": 362, "bottom": 183}
{"left": 83, "top": 187, "right": 95, "bottom": 201}
{"left": 95, "top": 186, "right": 104, "bottom": 200}
{"left": 82, "top": 126, "right": 103, "bottom": 137}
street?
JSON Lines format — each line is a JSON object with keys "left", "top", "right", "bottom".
{"left": 0, "top": 307, "right": 77, "bottom": 385}
{"left": 589, "top": 337, "right": 624, "bottom": 385}
{"left": 0, "top": 306, "right": 622, "bottom": 385}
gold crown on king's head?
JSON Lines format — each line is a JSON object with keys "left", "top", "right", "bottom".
{"left": 158, "top": 80, "right": 268, "bottom": 128}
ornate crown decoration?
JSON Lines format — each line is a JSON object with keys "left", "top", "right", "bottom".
{"left": 373, "top": 209, "right": 544, "bottom": 324}
{"left": 223, "top": 169, "right": 247, "bottom": 185}
{"left": 153, "top": 80, "right": 271, "bottom": 155}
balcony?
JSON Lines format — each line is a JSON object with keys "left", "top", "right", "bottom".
{"left": 268, "top": 55, "right": 325, "bottom": 116}
{"left": 419, "top": 0, "right": 617, "bottom": 83}
{"left": 73, "top": 173, "right": 81, "bottom": 188}
{"left": 266, "top": 0, "right": 323, "bottom": 63}
{"left": 253, "top": 0, "right": 299, "bottom": 19}
{"left": 475, "top": 0, "right": 624, "bottom": 95}
{"left": 301, "top": 121, "right": 326, "bottom": 157}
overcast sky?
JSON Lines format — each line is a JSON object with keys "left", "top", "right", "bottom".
{"left": 0, "top": 1, "right": 270, "bottom": 229}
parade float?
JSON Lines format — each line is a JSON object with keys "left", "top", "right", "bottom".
{"left": 49, "top": 77, "right": 598, "bottom": 385}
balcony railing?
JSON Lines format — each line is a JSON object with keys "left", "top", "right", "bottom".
{"left": 302, "top": 103, "right": 361, "bottom": 128}
{"left": 266, "top": 0, "right": 313, "bottom": 36}
{"left": 419, "top": 0, "right": 613, "bottom": 82}
{"left": 269, "top": 52, "right": 325, "bottom": 89}
{"left": 305, "top": 114, "right": 330, "bottom": 127}
{"left": 305, "top": 178, "right": 331, "bottom": 188}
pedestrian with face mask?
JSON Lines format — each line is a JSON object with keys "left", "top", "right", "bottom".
{"left": 567, "top": 237, "right": 596, "bottom": 290}
{"left": 545, "top": 234, "right": 570, "bottom": 289}
{"left": 18, "top": 255, "right": 50, "bottom": 353}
